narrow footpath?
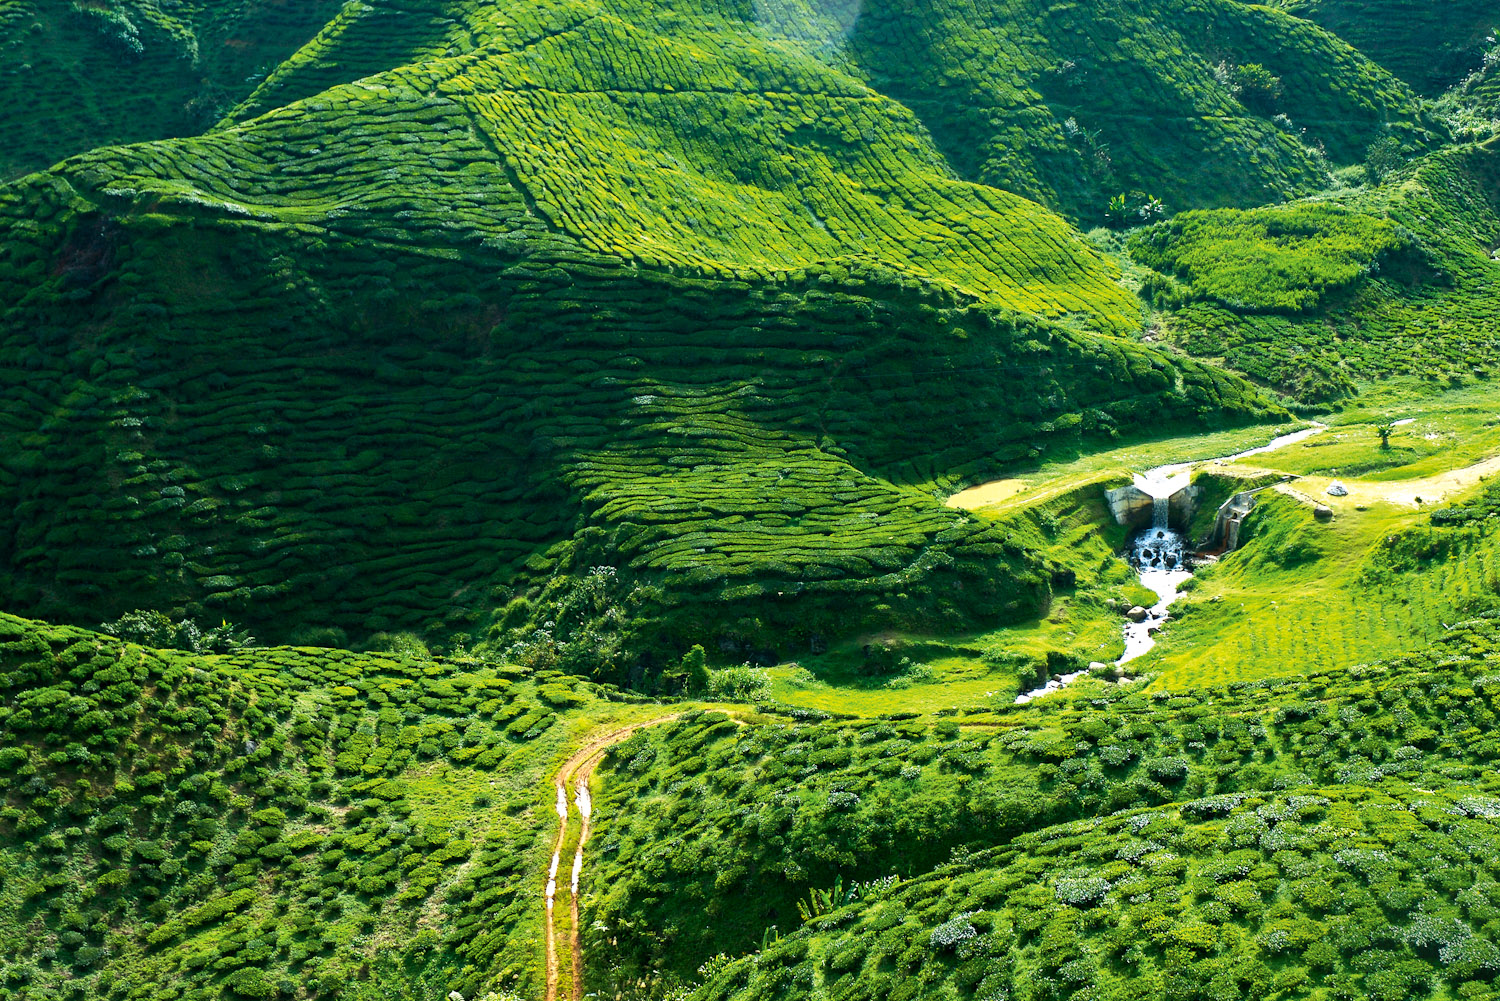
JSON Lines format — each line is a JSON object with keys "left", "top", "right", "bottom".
{"left": 544, "top": 715, "right": 680, "bottom": 1001}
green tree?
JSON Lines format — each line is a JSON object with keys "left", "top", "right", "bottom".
{"left": 682, "top": 644, "right": 710, "bottom": 694}
{"left": 1376, "top": 422, "right": 1395, "bottom": 450}
{"left": 1233, "top": 63, "right": 1283, "bottom": 115}
{"left": 1364, "top": 137, "right": 1405, "bottom": 185}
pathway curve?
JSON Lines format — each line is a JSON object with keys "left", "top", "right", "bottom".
{"left": 1274, "top": 454, "right": 1500, "bottom": 511}
{"left": 544, "top": 714, "right": 681, "bottom": 1001}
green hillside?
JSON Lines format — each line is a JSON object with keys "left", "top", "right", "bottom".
{"left": 817, "top": 0, "right": 1438, "bottom": 222}
{"left": 589, "top": 615, "right": 1500, "bottom": 999}
{"left": 8, "top": 0, "right": 1500, "bottom": 999}
{"left": 0, "top": 0, "right": 343, "bottom": 179}
{"left": 1282, "top": 0, "right": 1500, "bottom": 95}
{"left": 11, "top": 601, "right": 1500, "bottom": 1000}
{"left": 1130, "top": 141, "right": 1500, "bottom": 401}
{"left": 0, "top": 610, "right": 659, "bottom": 1000}
{"left": 0, "top": 0, "right": 1298, "bottom": 669}
{"left": 221, "top": 0, "right": 1441, "bottom": 224}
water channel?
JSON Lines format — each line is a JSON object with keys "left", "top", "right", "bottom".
{"left": 1014, "top": 424, "right": 1327, "bottom": 704}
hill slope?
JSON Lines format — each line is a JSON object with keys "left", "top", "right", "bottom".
{"left": 1130, "top": 141, "right": 1500, "bottom": 401}
{"left": 0, "top": 0, "right": 1291, "bottom": 667}
{"left": 0, "top": 0, "right": 343, "bottom": 179}
{"left": 1283, "top": 0, "right": 1500, "bottom": 95}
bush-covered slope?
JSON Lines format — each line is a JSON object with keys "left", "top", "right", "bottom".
{"left": 215, "top": 0, "right": 1441, "bottom": 226}
{"left": 0, "top": 0, "right": 343, "bottom": 179}
{"left": 813, "top": 0, "right": 1437, "bottom": 223}
{"left": 0, "top": 10, "right": 1285, "bottom": 666}
{"left": 1132, "top": 142, "right": 1500, "bottom": 401}
{"left": 0, "top": 610, "right": 658, "bottom": 1000}
{"left": 1283, "top": 0, "right": 1499, "bottom": 95}
{"left": 698, "top": 783, "right": 1500, "bottom": 1001}
{"left": 584, "top": 615, "right": 1500, "bottom": 999}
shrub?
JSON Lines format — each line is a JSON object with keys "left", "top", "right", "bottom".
{"left": 705, "top": 665, "right": 771, "bottom": 701}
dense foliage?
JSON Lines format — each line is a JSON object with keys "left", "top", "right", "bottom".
{"left": 6, "top": 4, "right": 1500, "bottom": 1001}
{"left": 1129, "top": 204, "right": 1414, "bottom": 312}
{"left": 587, "top": 615, "right": 1500, "bottom": 999}
{"left": 0, "top": 611, "right": 664, "bottom": 1000}
{"left": 823, "top": 0, "right": 1436, "bottom": 223}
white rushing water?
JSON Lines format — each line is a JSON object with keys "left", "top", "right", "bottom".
{"left": 1014, "top": 424, "right": 1326, "bottom": 704}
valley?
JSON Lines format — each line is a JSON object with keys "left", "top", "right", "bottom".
{"left": 3, "top": 0, "right": 1500, "bottom": 999}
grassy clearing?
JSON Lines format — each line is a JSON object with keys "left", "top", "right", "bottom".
{"left": 1148, "top": 480, "right": 1500, "bottom": 688}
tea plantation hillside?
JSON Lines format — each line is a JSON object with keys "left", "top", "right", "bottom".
{"left": 0, "top": 610, "right": 669, "bottom": 1000}
{"left": 0, "top": 0, "right": 1298, "bottom": 668}
{"left": 772, "top": 0, "right": 1437, "bottom": 222}
{"left": 1130, "top": 141, "right": 1500, "bottom": 400}
{"left": 222, "top": 0, "right": 1441, "bottom": 225}
{"left": 1282, "top": 0, "right": 1499, "bottom": 95}
{"left": 0, "top": 0, "right": 344, "bottom": 179}
{"left": 583, "top": 614, "right": 1500, "bottom": 1000}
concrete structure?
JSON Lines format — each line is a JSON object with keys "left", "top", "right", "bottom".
{"left": 1105, "top": 480, "right": 1201, "bottom": 531}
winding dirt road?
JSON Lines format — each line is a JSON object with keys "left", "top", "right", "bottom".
{"left": 544, "top": 714, "right": 680, "bottom": 1001}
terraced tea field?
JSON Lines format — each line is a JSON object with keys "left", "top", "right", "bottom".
{"left": 8, "top": 3, "right": 1500, "bottom": 1001}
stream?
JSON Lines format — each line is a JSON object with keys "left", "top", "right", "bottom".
{"left": 1014, "top": 424, "right": 1326, "bottom": 704}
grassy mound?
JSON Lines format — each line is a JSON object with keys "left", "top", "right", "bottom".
{"left": 1128, "top": 203, "right": 1415, "bottom": 313}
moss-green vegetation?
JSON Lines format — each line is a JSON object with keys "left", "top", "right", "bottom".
{"left": 820, "top": 0, "right": 1436, "bottom": 223}
{"left": 1129, "top": 203, "right": 1414, "bottom": 312}
{"left": 584, "top": 614, "right": 1500, "bottom": 999}
{"left": 758, "top": 477, "right": 1146, "bottom": 713}
{"left": 0, "top": 611, "right": 664, "bottom": 1000}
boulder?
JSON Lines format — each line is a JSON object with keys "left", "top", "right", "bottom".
{"left": 1314, "top": 504, "right": 1334, "bottom": 521}
{"left": 1326, "top": 481, "right": 1349, "bottom": 497}
{"left": 1088, "top": 662, "right": 1108, "bottom": 672}
{"left": 1126, "top": 606, "right": 1148, "bottom": 622}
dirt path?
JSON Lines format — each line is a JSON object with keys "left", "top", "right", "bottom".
{"left": 1267, "top": 453, "right": 1500, "bottom": 512}
{"left": 544, "top": 714, "right": 680, "bottom": 1001}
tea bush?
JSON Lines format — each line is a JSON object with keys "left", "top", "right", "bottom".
{"left": 0, "top": 611, "right": 652, "bottom": 1000}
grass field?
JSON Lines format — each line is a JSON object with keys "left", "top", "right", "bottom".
{"left": 1138, "top": 380, "right": 1500, "bottom": 687}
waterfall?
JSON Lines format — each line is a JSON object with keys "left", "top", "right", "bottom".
{"left": 1153, "top": 494, "right": 1168, "bottom": 529}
